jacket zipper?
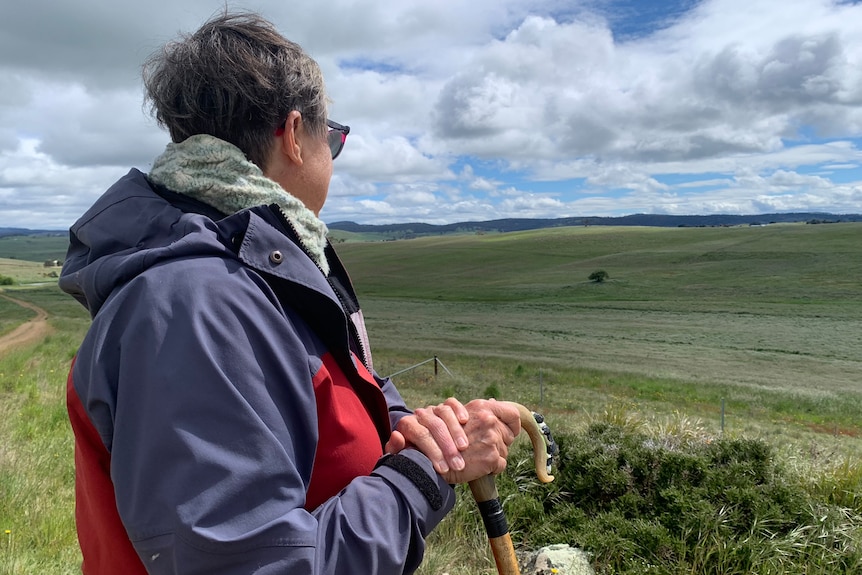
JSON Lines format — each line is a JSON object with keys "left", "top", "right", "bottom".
{"left": 275, "top": 207, "right": 372, "bottom": 371}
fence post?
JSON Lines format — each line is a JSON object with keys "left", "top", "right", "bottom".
{"left": 434, "top": 355, "right": 438, "bottom": 377}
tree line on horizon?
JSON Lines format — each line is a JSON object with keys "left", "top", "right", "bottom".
{"left": 327, "top": 211, "right": 862, "bottom": 236}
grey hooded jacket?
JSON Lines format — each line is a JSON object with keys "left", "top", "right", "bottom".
{"left": 60, "top": 168, "right": 455, "bottom": 574}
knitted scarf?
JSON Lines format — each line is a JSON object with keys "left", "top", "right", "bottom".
{"left": 148, "top": 134, "right": 330, "bottom": 275}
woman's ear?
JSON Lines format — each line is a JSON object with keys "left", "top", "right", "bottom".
{"left": 277, "top": 110, "right": 304, "bottom": 166}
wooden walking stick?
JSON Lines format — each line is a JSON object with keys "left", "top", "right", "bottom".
{"left": 468, "top": 402, "right": 558, "bottom": 575}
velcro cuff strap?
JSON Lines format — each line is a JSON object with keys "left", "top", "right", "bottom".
{"left": 374, "top": 454, "right": 443, "bottom": 511}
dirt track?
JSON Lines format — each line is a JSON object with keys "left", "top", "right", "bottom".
{"left": 0, "top": 293, "right": 52, "bottom": 357}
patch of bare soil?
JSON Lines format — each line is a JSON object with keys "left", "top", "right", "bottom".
{"left": 0, "top": 293, "right": 52, "bottom": 358}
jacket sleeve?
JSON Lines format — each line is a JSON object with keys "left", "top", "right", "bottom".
{"left": 73, "top": 259, "right": 455, "bottom": 575}
{"left": 375, "top": 372, "right": 414, "bottom": 432}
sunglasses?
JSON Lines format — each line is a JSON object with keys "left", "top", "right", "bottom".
{"left": 274, "top": 117, "right": 350, "bottom": 160}
{"left": 326, "top": 119, "right": 350, "bottom": 160}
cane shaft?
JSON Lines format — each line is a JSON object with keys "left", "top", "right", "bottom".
{"left": 469, "top": 475, "right": 521, "bottom": 575}
{"left": 489, "top": 534, "right": 520, "bottom": 575}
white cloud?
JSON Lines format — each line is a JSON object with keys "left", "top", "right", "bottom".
{"left": 499, "top": 193, "right": 568, "bottom": 215}
{"left": 0, "top": 139, "right": 130, "bottom": 228}
{"left": 821, "top": 163, "right": 858, "bottom": 170}
{"left": 2, "top": 0, "right": 862, "bottom": 228}
{"left": 337, "top": 133, "right": 452, "bottom": 182}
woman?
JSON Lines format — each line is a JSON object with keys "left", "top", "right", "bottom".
{"left": 60, "top": 11, "right": 519, "bottom": 575}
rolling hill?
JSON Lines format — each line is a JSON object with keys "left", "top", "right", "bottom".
{"left": 329, "top": 212, "right": 861, "bottom": 238}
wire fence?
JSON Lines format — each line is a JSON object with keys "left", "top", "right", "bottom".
{"left": 386, "top": 356, "right": 754, "bottom": 438}
{"left": 386, "top": 355, "right": 454, "bottom": 379}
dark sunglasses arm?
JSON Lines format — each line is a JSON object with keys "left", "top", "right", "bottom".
{"left": 326, "top": 119, "right": 350, "bottom": 135}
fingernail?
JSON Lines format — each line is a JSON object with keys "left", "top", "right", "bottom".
{"left": 456, "top": 437, "right": 468, "bottom": 449}
{"left": 452, "top": 456, "right": 465, "bottom": 471}
{"left": 438, "top": 460, "right": 449, "bottom": 473}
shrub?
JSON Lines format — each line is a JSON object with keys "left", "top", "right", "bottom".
{"left": 482, "top": 384, "right": 501, "bottom": 399}
{"left": 0, "top": 275, "right": 14, "bottom": 285}
{"left": 496, "top": 422, "right": 860, "bottom": 574}
{"left": 589, "top": 270, "right": 609, "bottom": 283}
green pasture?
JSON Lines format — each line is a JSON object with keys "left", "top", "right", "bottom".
{"left": 0, "top": 298, "right": 33, "bottom": 338}
{"left": 339, "top": 222, "right": 860, "bottom": 308}
{"left": 337, "top": 222, "right": 862, "bottom": 438}
{"left": 0, "top": 259, "right": 61, "bottom": 287}
{"left": 0, "top": 236, "right": 68, "bottom": 265}
{"left": 1, "top": 222, "right": 861, "bottom": 573}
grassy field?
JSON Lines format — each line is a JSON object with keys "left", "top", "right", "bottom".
{"left": 0, "top": 236, "right": 68, "bottom": 264}
{"left": 337, "top": 223, "right": 862, "bottom": 442}
{"left": 1, "top": 222, "right": 861, "bottom": 573}
{"left": 0, "top": 258, "right": 62, "bottom": 288}
{"left": 0, "top": 297, "right": 34, "bottom": 339}
{"left": 1, "top": 287, "right": 90, "bottom": 574}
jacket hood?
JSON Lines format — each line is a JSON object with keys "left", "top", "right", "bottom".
{"left": 59, "top": 168, "right": 327, "bottom": 317}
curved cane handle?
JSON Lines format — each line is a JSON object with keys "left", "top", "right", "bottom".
{"left": 504, "top": 401, "right": 556, "bottom": 483}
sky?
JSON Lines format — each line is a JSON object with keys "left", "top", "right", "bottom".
{"left": 1, "top": 0, "right": 861, "bottom": 229}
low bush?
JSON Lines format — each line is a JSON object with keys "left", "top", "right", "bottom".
{"left": 482, "top": 383, "right": 501, "bottom": 399}
{"left": 493, "top": 421, "right": 862, "bottom": 575}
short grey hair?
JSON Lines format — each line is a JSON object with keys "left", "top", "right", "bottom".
{"left": 143, "top": 12, "right": 327, "bottom": 171}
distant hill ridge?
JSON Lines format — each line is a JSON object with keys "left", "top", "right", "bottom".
{"left": 328, "top": 212, "right": 862, "bottom": 235}
{"left": 0, "top": 228, "right": 65, "bottom": 239}
{"left": 4, "top": 212, "right": 860, "bottom": 240}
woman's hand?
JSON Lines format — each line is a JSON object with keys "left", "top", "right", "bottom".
{"left": 385, "top": 397, "right": 470, "bottom": 474}
{"left": 385, "top": 398, "right": 521, "bottom": 484}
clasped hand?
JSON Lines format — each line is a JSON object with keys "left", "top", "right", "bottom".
{"left": 384, "top": 398, "right": 521, "bottom": 484}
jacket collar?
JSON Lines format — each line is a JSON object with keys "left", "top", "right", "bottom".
{"left": 147, "top": 134, "right": 330, "bottom": 274}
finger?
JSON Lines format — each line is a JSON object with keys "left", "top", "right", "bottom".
{"left": 464, "top": 399, "right": 521, "bottom": 439}
{"left": 414, "top": 407, "right": 465, "bottom": 471}
{"left": 442, "top": 397, "right": 469, "bottom": 424}
{"left": 397, "top": 413, "right": 449, "bottom": 474}
{"left": 493, "top": 455, "right": 509, "bottom": 475}
{"left": 442, "top": 451, "right": 510, "bottom": 484}
{"left": 484, "top": 400, "right": 522, "bottom": 438}
{"left": 384, "top": 430, "right": 406, "bottom": 454}
{"left": 432, "top": 404, "right": 469, "bottom": 451}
